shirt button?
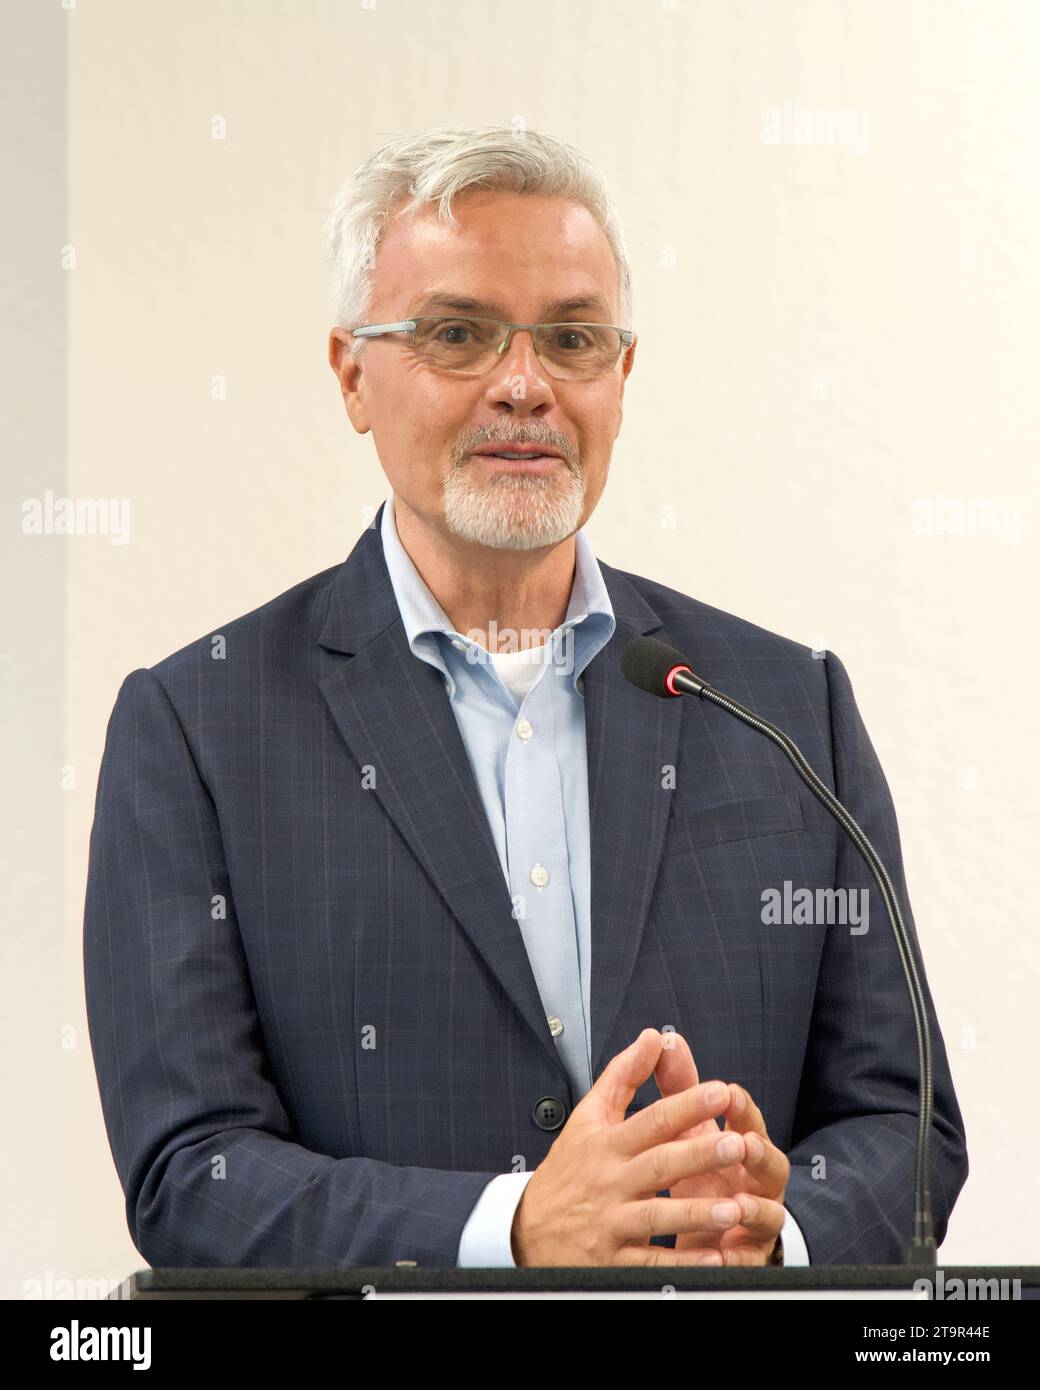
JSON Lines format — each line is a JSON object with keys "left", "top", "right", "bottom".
{"left": 516, "top": 718, "right": 533, "bottom": 740}
{"left": 451, "top": 639, "right": 466, "bottom": 651}
{"left": 530, "top": 863, "right": 549, "bottom": 888}
{"left": 443, "top": 677, "right": 454, "bottom": 695}
{"left": 547, "top": 1016, "right": 564, "bottom": 1038}
{"left": 576, "top": 677, "right": 585, "bottom": 692}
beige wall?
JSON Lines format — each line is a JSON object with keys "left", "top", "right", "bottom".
{"left": 8, "top": 0, "right": 1039, "bottom": 1295}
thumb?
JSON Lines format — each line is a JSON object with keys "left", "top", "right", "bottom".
{"left": 584, "top": 1028, "right": 664, "bottom": 1125}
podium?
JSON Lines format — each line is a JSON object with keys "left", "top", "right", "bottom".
{"left": 114, "top": 1265, "right": 1040, "bottom": 1300}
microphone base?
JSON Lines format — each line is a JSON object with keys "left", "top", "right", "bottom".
{"left": 905, "top": 1239, "right": 938, "bottom": 1268}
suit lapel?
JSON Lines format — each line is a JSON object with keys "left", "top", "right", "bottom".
{"left": 582, "top": 564, "right": 684, "bottom": 1078}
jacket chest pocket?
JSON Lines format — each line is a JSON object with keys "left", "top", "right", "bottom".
{"left": 662, "top": 791, "right": 806, "bottom": 855}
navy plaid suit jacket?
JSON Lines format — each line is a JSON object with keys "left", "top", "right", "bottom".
{"left": 83, "top": 500, "right": 968, "bottom": 1268}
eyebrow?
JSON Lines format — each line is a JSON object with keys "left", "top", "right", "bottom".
{"left": 408, "top": 292, "right": 614, "bottom": 321}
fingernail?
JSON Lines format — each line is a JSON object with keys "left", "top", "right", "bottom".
{"left": 730, "top": 1086, "right": 747, "bottom": 1113}
{"left": 716, "top": 1133, "right": 741, "bottom": 1162}
{"left": 746, "top": 1133, "right": 764, "bottom": 1161}
{"left": 704, "top": 1082, "right": 726, "bottom": 1107}
{"left": 711, "top": 1201, "right": 740, "bottom": 1225}
{"left": 742, "top": 1197, "right": 758, "bottom": 1221}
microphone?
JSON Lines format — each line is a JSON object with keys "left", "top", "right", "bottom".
{"left": 621, "top": 634, "right": 937, "bottom": 1267}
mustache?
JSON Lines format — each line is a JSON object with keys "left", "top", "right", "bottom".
{"left": 455, "top": 429, "right": 577, "bottom": 467}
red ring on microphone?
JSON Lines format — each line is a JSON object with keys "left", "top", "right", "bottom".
{"left": 665, "top": 664, "right": 693, "bottom": 696}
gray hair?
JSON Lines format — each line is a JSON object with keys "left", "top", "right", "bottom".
{"left": 322, "top": 125, "right": 634, "bottom": 358}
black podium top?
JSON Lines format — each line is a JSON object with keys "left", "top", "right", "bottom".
{"left": 115, "top": 1265, "right": 1040, "bottom": 1300}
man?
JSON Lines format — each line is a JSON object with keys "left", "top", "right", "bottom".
{"left": 84, "top": 126, "right": 968, "bottom": 1270}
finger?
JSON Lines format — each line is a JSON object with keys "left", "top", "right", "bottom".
{"left": 653, "top": 1030, "right": 699, "bottom": 1097}
{"left": 652, "top": 1035, "right": 720, "bottom": 1142}
{"left": 615, "top": 1079, "right": 732, "bottom": 1158}
{"left": 721, "top": 1086, "right": 791, "bottom": 1196}
{"left": 614, "top": 1192, "right": 752, "bottom": 1244}
{"left": 587, "top": 1029, "right": 665, "bottom": 1125}
{"left": 717, "top": 1242, "right": 776, "bottom": 1267}
{"left": 625, "top": 1126, "right": 746, "bottom": 1197}
{"left": 721, "top": 1083, "right": 768, "bottom": 1138}
{"left": 716, "top": 1192, "right": 786, "bottom": 1247}
{"left": 736, "top": 1126, "right": 791, "bottom": 1195}
{"left": 613, "top": 1245, "right": 728, "bottom": 1268}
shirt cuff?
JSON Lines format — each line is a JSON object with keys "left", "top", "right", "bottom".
{"left": 780, "top": 1204, "right": 811, "bottom": 1266}
{"left": 457, "top": 1171, "right": 536, "bottom": 1267}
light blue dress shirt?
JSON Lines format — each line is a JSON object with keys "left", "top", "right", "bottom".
{"left": 378, "top": 492, "right": 810, "bottom": 1268}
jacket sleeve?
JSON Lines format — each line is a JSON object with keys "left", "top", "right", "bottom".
{"left": 83, "top": 667, "right": 497, "bottom": 1269}
{"left": 782, "top": 651, "right": 969, "bottom": 1264}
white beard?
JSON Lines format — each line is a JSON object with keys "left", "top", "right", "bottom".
{"left": 441, "top": 465, "right": 587, "bottom": 551}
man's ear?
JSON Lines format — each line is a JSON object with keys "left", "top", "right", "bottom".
{"left": 618, "top": 335, "right": 636, "bottom": 403}
{"left": 614, "top": 335, "right": 636, "bottom": 434}
{"left": 328, "top": 327, "right": 370, "bottom": 434}
{"left": 620, "top": 335, "right": 636, "bottom": 388}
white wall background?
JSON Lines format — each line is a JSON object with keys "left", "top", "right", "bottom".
{"left": 7, "top": 0, "right": 1039, "bottom": 1296}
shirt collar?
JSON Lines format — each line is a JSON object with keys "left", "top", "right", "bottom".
{"left": 379, "top": 491, "right": 615, "bottom": 684}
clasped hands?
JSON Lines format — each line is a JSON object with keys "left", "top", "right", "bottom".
{"left": 512, "top": 1028, "right": 790, "bottom": 1267}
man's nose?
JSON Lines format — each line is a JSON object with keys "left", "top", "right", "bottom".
{"left": 483, "top": 329, "right": 556, "bottom": 410}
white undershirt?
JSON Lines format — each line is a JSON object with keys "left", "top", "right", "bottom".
{"left": 487, "top": 641, "right": 551, "bottom": 702}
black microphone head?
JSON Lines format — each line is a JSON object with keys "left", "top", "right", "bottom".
{"left": 621, "top": 635, "right": 697, "bottom": 698}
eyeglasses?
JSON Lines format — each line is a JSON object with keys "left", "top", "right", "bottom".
{"left": 348, "top": 315, "right": 634, "bottom": 381}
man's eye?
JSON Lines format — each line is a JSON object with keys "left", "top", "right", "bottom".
{"left": 555, "top": 328, "right": 592, "bottom": 350}
{"left": 436, "top": 321, "right": 473, "bottom": 343}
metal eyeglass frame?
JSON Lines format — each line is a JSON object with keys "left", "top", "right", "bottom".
{"left": 348, "top": 315, "right": 635, "bottom": 378}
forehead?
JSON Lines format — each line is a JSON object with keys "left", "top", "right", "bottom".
{"left": 369, "top": 190, "right": 620, "bottom": 320}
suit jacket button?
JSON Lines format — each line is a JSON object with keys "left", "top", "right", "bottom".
{"left": 532, "top": 1096, "right": 568, "bottom": 1131}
